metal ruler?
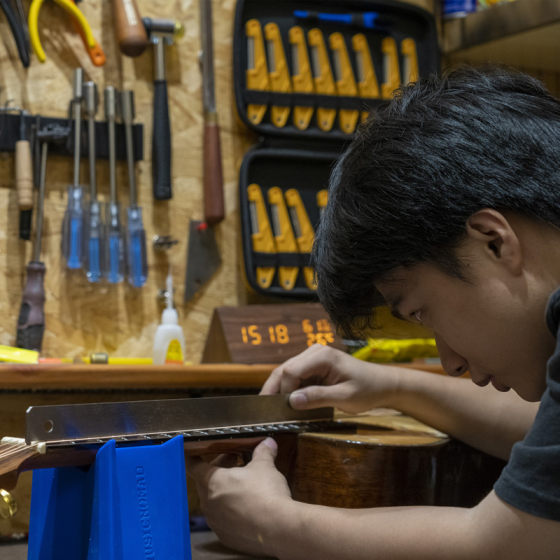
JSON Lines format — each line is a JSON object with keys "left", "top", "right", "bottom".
{"left": 26, "top": 394, "right": 334, "bottom": 449}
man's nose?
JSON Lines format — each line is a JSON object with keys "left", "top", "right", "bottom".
{"left": 435, "top": 335, "right": 468, "bottom": 377}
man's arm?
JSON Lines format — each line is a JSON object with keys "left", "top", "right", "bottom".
{"left": 262, "top": 345, "right": 539, "bottom": 460}
{"left": 190, "top": 438, "right": 560, "bottom": 560}
{"left": 386, "top": 368, "right": 539, "bottom": 459}
{"left": 266, "top": 490, "right": 560, "bottom": 560}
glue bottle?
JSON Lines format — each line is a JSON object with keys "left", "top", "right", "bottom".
{"left": 153, "top": 271, "right": 185, "bottom": 365}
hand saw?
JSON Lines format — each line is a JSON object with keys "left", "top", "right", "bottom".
{"left": 0, "top": 395, "right": 334, "bottom": 488}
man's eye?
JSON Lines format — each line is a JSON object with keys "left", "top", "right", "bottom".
{"left": 410, "top": 310, "right": 423, "bottom": 323}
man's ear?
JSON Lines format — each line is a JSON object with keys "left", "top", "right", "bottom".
{"left": 465, "top": 209, "right": 523, "bottom": 274}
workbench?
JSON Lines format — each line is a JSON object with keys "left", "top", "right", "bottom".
{"left": 0, "top": 361, "right": 443, "bottom": 539}
{"left": 1, "top": 531, "right": 271, "bottom": 560}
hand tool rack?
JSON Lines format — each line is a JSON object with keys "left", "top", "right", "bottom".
{"left": 234, "top": 0, "right": 439, "bottom": 299}
{"left": 0, "top": 112, "right": 144, "bottom": 162}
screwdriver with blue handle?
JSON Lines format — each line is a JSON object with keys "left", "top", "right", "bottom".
{"left": 83, "top": 81, "right": 103, "bottom": 282}
{"left": 104, "top": 86, "right": 125, "bottom": 283}
{"left": 121, "top": 90, "right": 147, "bottom": 288}
{"left": 61, "top": 68, "right": 84, "bottom": 270}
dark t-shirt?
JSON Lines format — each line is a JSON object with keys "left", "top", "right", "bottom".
{"left": 493, "top": 288, "right": 560, "bottom": 521}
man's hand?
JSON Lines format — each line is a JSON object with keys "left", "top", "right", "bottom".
{"left": 188, "top": 438, "right": 292, "bottom": 557}
{"left": 260, "top": 344, "right": 400, "bottom": 413}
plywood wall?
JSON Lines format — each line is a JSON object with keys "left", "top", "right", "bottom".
{"left": 0, "top": 0, "right": 438, "bottom": 364}
{"left": 0, "top": 0, "right": 258, "bottom": 363}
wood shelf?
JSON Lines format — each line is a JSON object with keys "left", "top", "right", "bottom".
{"left": 442, "top": 0, "right": 560, "bottom": 73}
{"left": 0, "top": 362, "right": 445, "bottom": 391}
{"left": 0, "top": 364, "right": 275, "bottom": 391}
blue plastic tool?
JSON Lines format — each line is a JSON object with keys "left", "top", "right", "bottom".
{"left": 27, "top": 435, "right": 192, "bottom": 560}
{"left": 293, "top": 10, "right": 383, "bottom": 30}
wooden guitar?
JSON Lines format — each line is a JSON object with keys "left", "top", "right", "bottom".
{"left": 278, "top": 412, "right": 506, "bottom": 509}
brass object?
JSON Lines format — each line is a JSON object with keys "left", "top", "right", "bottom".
{"left": 0, "top": 488, "right": 17, "bottom": 518}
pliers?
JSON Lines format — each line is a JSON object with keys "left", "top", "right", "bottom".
{"left": 28, "top": 0, "right": 106, "bottom": 66}
{"left": 0, "top": 0, "right": 30, "bottom": 67}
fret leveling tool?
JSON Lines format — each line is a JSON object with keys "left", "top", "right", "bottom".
{"left": 289, "top": 25, "right": 314, "bottom": 130}
{"left": 285, "top": 189, "right": 316, "bottom": 290}
{"left": 0, "top": 395, "right": 334, "bottom": 487}
{"left": 248, "top": 183, "right": 276, "bottom": 289}
{"left": 329, "top": 32, "right": 359, "bottom": 134}
{"left": 245, "top": 18, "right": 269, "bottom": 125}
{"left": 401, "top": 37, "right": 419, "bottom": 84}
{"left": 381, "top": 36, "right": 400, "bottom": 99}
{"left": 268, "top": 186, "right": 299, "bottom": 290}
{"left": 317, "top": 189, "right": 328, "bottom": 218}
{"left": 308, "top": 28, "right": 336, "bottom": 132}
{"left": 352, "top": 33, "right": 380, "bottom": 122}
{"left": 264, "top": 22, "right": 292, "bottom": 128}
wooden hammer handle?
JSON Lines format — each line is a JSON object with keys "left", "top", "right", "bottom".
{"left": 203, "top": 113, "right": 225, "bottom": 225}
{"left": 112, "top": 0, "right": 148, "bottom": 57}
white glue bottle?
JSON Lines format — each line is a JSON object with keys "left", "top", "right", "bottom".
{"left": 153, "top": 271, "right": 185, "bottom": 365}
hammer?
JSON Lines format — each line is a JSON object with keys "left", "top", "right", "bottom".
{"left": 143, "top": 17, "right": 184, "bottom": 201}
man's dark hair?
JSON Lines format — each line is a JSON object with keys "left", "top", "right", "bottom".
{"left": 312, "top": 66, "right": 560, "bottom": 337}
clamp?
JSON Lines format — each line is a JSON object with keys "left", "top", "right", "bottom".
{"left": 28, "top": 0, "right": 106, "bottom": 66}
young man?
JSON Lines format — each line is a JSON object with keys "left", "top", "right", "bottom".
{"left": 190, "top": 67, "right": 560, "bottom": 558}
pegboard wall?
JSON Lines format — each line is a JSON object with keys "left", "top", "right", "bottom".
{"left": 0, "top": 0, "right": 258, "bottom": 363}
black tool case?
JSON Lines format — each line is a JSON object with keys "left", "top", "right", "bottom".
{"left": 234, "top": 0, "right": 439, "bottom": 299}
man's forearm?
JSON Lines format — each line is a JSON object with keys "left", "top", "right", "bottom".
{"left": 267, "top": 499, "right": 477, "bottom": 560}
{"left": 266, "top": 490, "right": 558, "bottom": 560}
{"left": 381, "top": 367, "right": 538, "bottom": 459}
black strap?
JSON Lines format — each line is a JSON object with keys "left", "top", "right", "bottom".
{"left": 252, "top": 251, "right": 311, "bottom": 268}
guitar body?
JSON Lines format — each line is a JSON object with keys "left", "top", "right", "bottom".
{"left": 279, "top": 413, "right": 506, "bottom": 509}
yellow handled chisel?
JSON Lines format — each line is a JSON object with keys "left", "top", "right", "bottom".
{"left": 268, "top": 186, "right": 299, "bottom": 290}
{"left": 248, "top": 183, "right": 276, "bottom": 289}
{"left": 381, "top": 37, "right": 400, "bottom": 99}
{"left": 307, "top": 28, "right": 336, "bottom": 132}
{"left": 264, "top": 22, "right": 292, "bottom": 128}
{"left": 352, "top": 33, "right": 380, "bottom": 122}
{"left": 289, "top": 26, "right": 314, "bottom": 130}
{"left": 245, "top": 19, "right": 269, "bottom": 125}
{"left": 329, "top": 32, "right": 359, "bottom": 134}
{"left": 401, "top": 38, "right": 419, "bottom": 84}
{"left": 285, "top": 189, "right": 316, "bottom": 290}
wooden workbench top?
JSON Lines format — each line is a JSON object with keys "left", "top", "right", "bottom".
{"left": 0, "top": 362, "right": 443, "bottom": 391}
